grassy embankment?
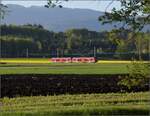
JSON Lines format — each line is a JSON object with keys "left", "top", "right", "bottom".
{"left": 1, "top": 92, "right": 149, "bottom": 116}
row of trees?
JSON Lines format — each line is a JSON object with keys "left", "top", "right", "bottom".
{"left": 1, "top": 24, "right": 150, "bottom": 60}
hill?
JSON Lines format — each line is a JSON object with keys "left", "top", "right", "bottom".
{"left": 2, "top": 4, "right": 116, "bottom": 32}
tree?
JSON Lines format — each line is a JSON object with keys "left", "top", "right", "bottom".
{"left": 99, "top": 0, "right": 150, "bottom": 32}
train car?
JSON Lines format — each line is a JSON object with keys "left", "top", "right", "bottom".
{"left": 72, "top": 57, "right": 95, "bottom": 63}
{"left": 51, "top": 57, "right": 72, "bottom": 63}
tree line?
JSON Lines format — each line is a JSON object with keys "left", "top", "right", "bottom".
{"left": 1, "top": 24, "right": 150, "bottom": 60}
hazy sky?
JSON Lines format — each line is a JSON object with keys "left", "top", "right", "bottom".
{"left": 2, "top": 0, "right": 121, "bottom": 12}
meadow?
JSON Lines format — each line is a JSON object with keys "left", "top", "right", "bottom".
{"left": 0, "top": 58, "right": 134, "bottom": 74}
{"left": 1, "top": 58, "right": 149, "bottom": 75}
{"left": 0, "top": 63, "right": 129, "bottom": 75}
{"left": 1, "top": 92, "right": 149, "bottom": 116}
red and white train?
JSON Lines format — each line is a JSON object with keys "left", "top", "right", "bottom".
{"left": 51, "top": 57, "right": 96, "bottom": 63}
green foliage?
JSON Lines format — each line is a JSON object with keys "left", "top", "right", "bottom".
{"left": 1, "top": 25, "right": 112, "bottom": 58}
{"left": 143, "top": 0, "right": 150, "bottom": 13}
{"left": 0, "top": 36, "right": 40, "bottom": 57}
{"left": 99, "top": 0, "right": 150, "bottom": 32}
{"left": 118, "top": 61, "right": 150, "bottom": 90}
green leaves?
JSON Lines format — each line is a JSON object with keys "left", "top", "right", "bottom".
{"left": 118, "top": 61, "right": 150, "bottom": 90}
{"left": 99, "top": 0, "right": 150, "bottom": 32}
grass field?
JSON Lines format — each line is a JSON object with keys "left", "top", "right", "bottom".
{"left": 0, "top": 58, "right": 149, "bottom": 75}
{"left": 1, "top": 92, "right": 149, "bottom": 116}
{"left": 0, "top": 62, "right": 129, "bottom": 74}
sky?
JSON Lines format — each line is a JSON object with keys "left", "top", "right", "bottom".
{"left": 1, "top": 0, "right": 121, "bottom": 12}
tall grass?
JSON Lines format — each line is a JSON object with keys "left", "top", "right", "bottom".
{"left": 1, "top": 92, "right": 149, "bottom": 116}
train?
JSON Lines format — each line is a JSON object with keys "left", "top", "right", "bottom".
{"left": 51, "top": 57, "right": 96, "bottom": 63}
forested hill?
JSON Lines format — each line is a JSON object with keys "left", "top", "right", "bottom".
{"left": 1, "top": 25, "right": 150, "bottom": 60}
{"left": 1, "top": 24, "right": 108, "bottom": 58}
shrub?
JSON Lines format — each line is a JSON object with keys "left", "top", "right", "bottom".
{"left": 118, "top": 61, "right": 150, "bottom": 91}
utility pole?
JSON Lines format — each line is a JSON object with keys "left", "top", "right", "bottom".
{"left": 94, "top": 46, "right": 96, "bottom": 58}
{"left": 61, "top": 49, "right": 64, "bottom": 57}
{"left": 26, "top": 48, "right": 29, "bottom": 58}
{"left": 57, "top": 48, "right": 59, "bottom": 57}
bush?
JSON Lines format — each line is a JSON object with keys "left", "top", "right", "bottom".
{"left": 118, "top": 61, "right": 150, "bottom": 90}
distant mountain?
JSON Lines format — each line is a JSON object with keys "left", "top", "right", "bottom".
{"left": 2, "top": 4, "right": 150, "bottom": 32}
{"left": 1, "top": 4, "right": 112, "bottom": 32}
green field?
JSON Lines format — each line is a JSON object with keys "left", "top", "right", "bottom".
{"left": 1, "top": 92, "right": 149, "bottom": 116}
{"left": 0, "top": 58, "right": 132, "bottom": 74}
{"left": 0, "top": 63, "right": 129, "bottom": 75}
{"left": 1, "top": 58, "right": 150, "bottom": 75}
